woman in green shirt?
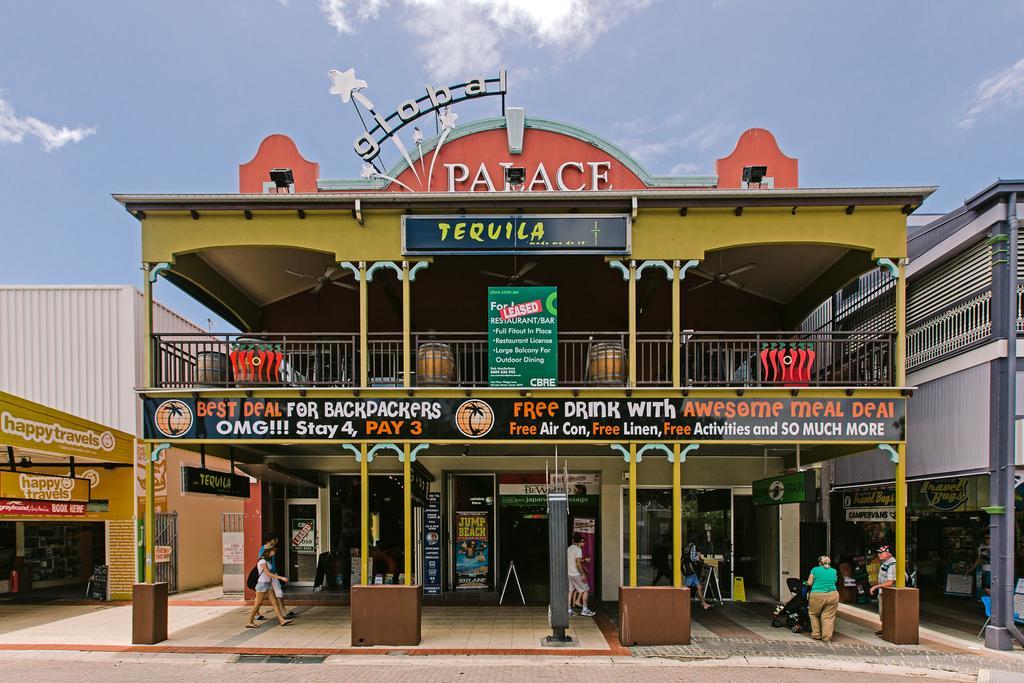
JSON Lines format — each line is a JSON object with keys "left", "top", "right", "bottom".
{"left": 806, "top": 555, "right": 839, "bottom": 642}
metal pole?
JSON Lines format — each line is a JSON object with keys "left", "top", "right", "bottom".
{"left": 672, "top": 443, "right": 682, "bottom": 588}
{"left": 404, "top": 443, "right": 412, "bottom": 585}
{"left": 988, "top": 191, "right": 1024, "bottom": 649}
{"left": 628, "top": 260, "right": 637, "bottom": 388}
{"left": 361, "top": 443, "right": 369, "bottom": 585}
{"left": 672, "top": 260, "right": 681, "bottom": 388}
{"left": 629, "top": 443, "right": 638, "bottom": 587}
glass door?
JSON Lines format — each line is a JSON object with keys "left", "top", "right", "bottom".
{"left": 448, "top": 473, "right": 496, "bottom": 590}
{"left": 286, "top": 499, "right": 319, "bottom": 586}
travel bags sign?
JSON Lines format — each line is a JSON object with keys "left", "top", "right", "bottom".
{"left": 0, "top": 471, "right": 90, "bottom": 503}
{"left": 180, "top": 466, "right": 250, "bottom": 498}
{"left": 488, "top": 286, "right": 557, "bottom": 388}
{"left": 403, "top": 215, "right": 629, "bottom": 254}
{"left": 752, "top": 470, "right": 816, "bottom": 506}
{"left": 144, "top": 396, "right": 905, "bottom": 443}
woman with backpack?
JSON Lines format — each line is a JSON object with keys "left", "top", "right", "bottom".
{"left": 245, "top": 547, "right": 293, "bottom": 628}
{"left": 683, "top": 543, "right": 711, "bottom": 610}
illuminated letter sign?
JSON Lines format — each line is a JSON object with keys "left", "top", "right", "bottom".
{"left": 402, "top": 215, "right": 631, "bottom": 255}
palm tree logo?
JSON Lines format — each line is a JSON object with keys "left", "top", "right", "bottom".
{"left": 154, "top": 400, "right": 193, "bottom": 438}
{"left": 455, "top": 400, "right": 494, "bottom": 438}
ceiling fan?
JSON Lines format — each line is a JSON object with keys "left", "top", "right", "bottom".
{"left": 689, "top": 259, "right": 759, "bottom": 292}
{"left": 283, "top": 265, "right": 358, "bottom": 294}
{"left": 479, "top": 259, "right": 541, "bottom": 286}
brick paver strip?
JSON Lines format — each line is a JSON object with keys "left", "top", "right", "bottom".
{"left": 631, "top": 636, "right": 1024, "bottom": 675}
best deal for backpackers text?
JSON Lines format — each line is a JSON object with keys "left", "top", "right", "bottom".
{"left": 144, "top": 396, "right": 904, "bottom": 443}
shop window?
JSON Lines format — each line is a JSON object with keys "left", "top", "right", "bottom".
{"left": 622, "top": 488, "right": 732, "bottom": 597}
{"left": 329, "top": 475, "right": 407, "bottom": 588}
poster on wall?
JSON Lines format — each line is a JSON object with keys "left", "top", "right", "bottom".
{"left": 455, "top": 511, "right": 490, "bottom": 590}
{"left": 488, "top": 286, "right": 557, "bottom": 388}
{"left": 423, "top": 492, "right": 442, "bottom": 595}
{"left": 572, "top": 517, "right": 596, "bottom": 584}
{"left": 291, "top": 518, "right": 315, "bottom": 552}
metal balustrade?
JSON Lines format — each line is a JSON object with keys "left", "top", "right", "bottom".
{"left": 153, "top": 330, "right": 894, "bottom": 389}
{"left": 682, "top": 331, "right": 895, "bottom": 387}
{"left": 907, "top": 290, "right": 992, "bottom": 371}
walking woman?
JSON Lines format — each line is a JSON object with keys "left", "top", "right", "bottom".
{"left": 806, "top": 555, "right": 839, "bottom": 642}
{"left": 246, "top": 547, "right": 293, "bottom": 628}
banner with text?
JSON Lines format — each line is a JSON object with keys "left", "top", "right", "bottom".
{"left": 144, "top": 396, "right": 905, "bottom": 443}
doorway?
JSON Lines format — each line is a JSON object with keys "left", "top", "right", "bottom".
{"left": 285, "top": 499, "right": 319, "bottom": 586}
{"left": 448, "top": 473, "right": 496, "bottom": 591}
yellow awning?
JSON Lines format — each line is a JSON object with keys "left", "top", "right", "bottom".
{"left": 0, "top": 391, "right": 134, "bottom": 465}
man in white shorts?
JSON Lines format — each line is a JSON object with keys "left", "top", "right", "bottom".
{"left": 568, "top": 533, "right": 595, "bottom": 616}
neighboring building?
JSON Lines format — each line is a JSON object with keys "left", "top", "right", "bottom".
{"left": 119, "top": 76, "right": 930, "bottom": 608}
{"left": 820, "top": 181, "right": 1024, "bottom": 606}
{"left": 0, "top": 286, "right": 244, "bottom": 593}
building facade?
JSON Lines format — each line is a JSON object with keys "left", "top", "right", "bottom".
{"left": 0, "top": 285, "right": 244, "bottom": 594}
{"left": 122, "top": 76, "right": 930, "bottom": 610}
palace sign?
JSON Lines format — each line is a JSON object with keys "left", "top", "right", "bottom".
{"left": 144, "top": 397, "right": 905, "bottom": 444}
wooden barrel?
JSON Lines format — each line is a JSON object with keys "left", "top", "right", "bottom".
{"left": 196, "top": 350, "right": 228, "bottom": 385}
{"left": 417, "top": 342, "right": 455, "bottom": 386}
{"left": 588, "top": 342, "right": 625, "bottom": 385}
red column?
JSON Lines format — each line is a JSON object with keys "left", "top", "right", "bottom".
{"left": 243, "top": 480, "right": 263, "bottom": 600}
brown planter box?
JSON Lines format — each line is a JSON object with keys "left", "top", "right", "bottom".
{"left": 880, "top": 586, "right": 918, "bottom": 645}
{"left": 132, "top": 582, "right": 168, "bottom": 644}
{"left": 618, "top": 586, "right": 691, "bottom": 646}
{"left": 351, "top": 584, "right": 421, "bottom": 646}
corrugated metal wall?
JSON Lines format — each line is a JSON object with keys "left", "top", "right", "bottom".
{"left": 0, "top": 286, "right": 201, "bottom": 435}
{"left": 907, "top": 240, "right": 990, "bottom": 326}
{"left": 835, "top": 362, "right": 991, "bottom": 485}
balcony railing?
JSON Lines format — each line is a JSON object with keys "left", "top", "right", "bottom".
{"left": 151, "top": 330, "right": 894, "bottom": 389}
{"left": 682, "top": 331, "right": 896, "bottom": 387}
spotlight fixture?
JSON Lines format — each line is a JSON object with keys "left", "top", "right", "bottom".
{"left": 742, "top": 165, "right": 768, "bottom": 185}
{"left": 504, "top": 166, "right": 526, "bottom": 188}
{"left": 269, "top": 168, "right": 294, "bottom": 191}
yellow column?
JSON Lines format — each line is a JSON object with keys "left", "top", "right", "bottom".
{"left": 360, "top": 261, "right": 368, "bottom": 387}
{"left": 404, "top": 444, "right": 412, "bottom": 585}
{"left": 628, "top": 260, "right": 637, "bottom": 387}
{"left": 894, "top": 261, "right": 907, "bottom": 587}
{"left": 629, "top": 443, "right": 638, "bottom": 587}
{"left": 895, "top": 442, "right": 907, "bottom": 588}
{"left": 896, "top": 260, "right": 906, "bottom": 386}
{"left": 672, "top": 261, "right": 681, "bottom": 388}
{"left": 402, "top": 262, "right": 413, "bottom": 586}
{"left": 143, "top": 267, "right": 155, "bottom": 584}
{"left": 402, "top": 261, "right": 411, "bottom": 389}
{"left": 361, "top": 443, "right": 369, "bottom": 585}
{"left": 672, "top": 443, "right": 682, "bottom": 588}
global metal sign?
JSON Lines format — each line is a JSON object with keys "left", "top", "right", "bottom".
{"left": 329, "top": 67, "right": 506, "bottom": 167}
{"left": 403, "top": 215, "right": 630, "bottom": 255}
{"left": 144, "top": 397, "right": 905, "bottom": 443}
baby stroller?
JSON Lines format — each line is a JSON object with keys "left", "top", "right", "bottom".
{"left": 771, "top": 577, "right": 810, "bottom": 633}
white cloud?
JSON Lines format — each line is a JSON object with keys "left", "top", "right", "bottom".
{"left": 0, "top": 96, "right": 95, "bottom": 152}
{"left": 669, "top": 161, "right": 700, "bottom": 174}
{"left": 316, "top": 0, "right": 654, "bottom": 80}
{"left": 958, "top": 57, "right": 1024, "bottom": 129}
{"left": 621, "top": 121, "right": 735, "bottom": 165}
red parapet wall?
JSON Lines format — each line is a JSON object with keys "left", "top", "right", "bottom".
{"left": 239, "top": 134, "right": 320, "bottom": 193}
{"left": 716, "top": 128, "right": 798, "bottom": 189}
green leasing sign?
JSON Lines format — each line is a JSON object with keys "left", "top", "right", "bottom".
{"left": 488, "top": 286, "right": 557, "bottom": 388}
{"left": 752, "top": 471, "right": 817, "bottom": 506}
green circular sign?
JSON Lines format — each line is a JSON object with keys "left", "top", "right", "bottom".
{"left": 545, "top": 291, "right": 558, "bottom": 315}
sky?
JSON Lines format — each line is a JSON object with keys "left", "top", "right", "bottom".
{"left": 2, "top": 1, "right": 1023, "bottom": 328}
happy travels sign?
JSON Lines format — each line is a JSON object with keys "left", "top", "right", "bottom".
{"left": 0, "top": 471, "right": 90, "bottom": 503}
{"left": 403, "top": 215, "right": 630, "bottom": 255}
{"left": 144, "top": 397, "right": 905, "bottom": 444}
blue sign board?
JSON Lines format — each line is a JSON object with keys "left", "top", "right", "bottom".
{"left": 402, "top": 214, "right": 630, "bottom": 254}
{"left": 423, "top": 492, "right": 442, "bottom": 595}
